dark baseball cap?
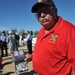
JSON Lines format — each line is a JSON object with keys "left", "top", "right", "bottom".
{"left": 31, "top": 0, "right": 56, "bottom": 13}
{"left": 2, "top": 31, "right": 5, "bottom": 33}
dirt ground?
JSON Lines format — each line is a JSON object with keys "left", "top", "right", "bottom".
{"left": 0, "top": 45, "right": 35, "bottom": 75}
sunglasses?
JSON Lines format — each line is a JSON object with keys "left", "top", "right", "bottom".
{"left": 35, "top": 6, "right": 54, "bottom": 19}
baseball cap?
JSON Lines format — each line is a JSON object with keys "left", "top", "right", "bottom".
{"left": 8, "top": 31, "right": 12, "bottom": 34}
{"left": 31, "top": 0, "right": 56, "bottom": 13}
{"left": 2, "top": 31, "right": 5, "bottom": 33}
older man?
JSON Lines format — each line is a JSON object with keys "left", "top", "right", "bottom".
{"left": 25, "top": 0, "right": 75, "bottom": 75}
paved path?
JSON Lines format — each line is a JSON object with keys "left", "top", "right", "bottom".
{"left": 1, "top": 45, "right": 35, "bottom": 75}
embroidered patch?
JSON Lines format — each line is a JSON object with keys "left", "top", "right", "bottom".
{"left": 49, "top": 34, "right": 58, "bottom": 43}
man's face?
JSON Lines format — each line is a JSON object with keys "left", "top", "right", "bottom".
{"left": 2, "top": 33, "right": 5, "bottom": 35}
{"left": 36, "top": 5, "right": 56, "bottom": 30}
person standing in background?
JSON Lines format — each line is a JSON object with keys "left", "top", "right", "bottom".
{"left": 15, "top": 33, "right": 20, "bottom": 47}
{"left": 11, "top": 30, "right": 18, "bottom": 50}
{"left": 26, "top": 31, "right": 32, "bottom": 54}
{"left": 25, "top": 0, "right": 75, "bottom": 75}
{"left": 7, "top": 30, "right": 17, "bottom": 59}
{"left": 0, "top": 31, "right": 8, "bottom": 57}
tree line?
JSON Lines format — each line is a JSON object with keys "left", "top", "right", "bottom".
{"left": 0, "top": 28, "right": 39, "bottom": 38}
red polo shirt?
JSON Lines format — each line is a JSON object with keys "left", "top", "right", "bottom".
{"left": 33, "top": 17, "right": 75, "bottom": 75}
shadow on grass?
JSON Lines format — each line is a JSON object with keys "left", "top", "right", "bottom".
{"left": 2, "top": 70, "right": 36, "bottom": 75}
{"left": 1, "top": 61, "right": 12, "bottom": 70}
{"left": 2, "top": 72, "right": 15, "bottom": 75}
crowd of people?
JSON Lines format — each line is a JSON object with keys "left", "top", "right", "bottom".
{"left": 0, "top": 30, "right": 32, "bottom": 58}
{"left": 0, "top": 30, "right": 33, "bottom": 74}
{"left": 0, "top": 30, "right": 19, "bottom": 58}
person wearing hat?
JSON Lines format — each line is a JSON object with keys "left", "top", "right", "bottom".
{"left": 0, "top": 31, "right": 8, "bottom": 57}
{"left": 26, "top": 31, "right": 32, "bottom": 54}
{"left": 25, "top": 0, "right": 75, "bottom": 75}
{"left": 7, "top": 30, "right": 17, "bottom": 61}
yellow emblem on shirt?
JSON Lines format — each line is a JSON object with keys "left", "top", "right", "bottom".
{"left": 49, "top": 34, "right": 58, "bottom": 43}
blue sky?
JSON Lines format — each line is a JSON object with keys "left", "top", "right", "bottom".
{"left": 0, "top": 0, "right": 75, "bottom": 32}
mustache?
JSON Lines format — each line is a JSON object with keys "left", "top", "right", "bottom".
{"left": 40, "top": 17, "right": 49, "bottom": 22}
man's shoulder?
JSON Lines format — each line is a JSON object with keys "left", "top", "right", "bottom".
{"left": 63, "top": 20, "right": 74, "bottom": 30}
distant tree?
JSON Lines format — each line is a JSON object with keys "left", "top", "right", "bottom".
{"left": 11, "top": 28, "right": 18, "bottom": 33}
{"left": 30, "top": 30, "right": 33, "bottom": 36}
{"left": 19, "top": 29, "right": 25, "bottom": 35}
{"left": 0, "top": 31, "right": 2, "bottom": 35}
{"left": 33, "top": 31, "right": 39, "bottom": 37}
{"left": 5, "top": 30, "right": 8, "bottom": 35}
